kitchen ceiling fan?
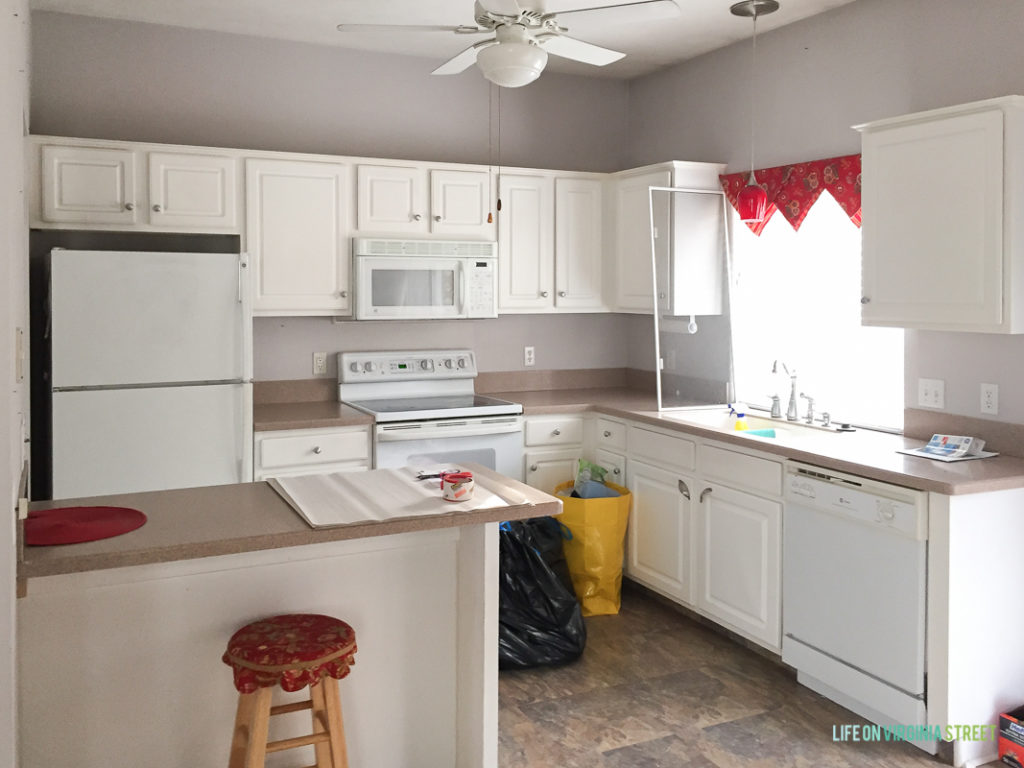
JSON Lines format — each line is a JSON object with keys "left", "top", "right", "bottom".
{"left": 337, "top": 0, "right": 681, "bottom": 88}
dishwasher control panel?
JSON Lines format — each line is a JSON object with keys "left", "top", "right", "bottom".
{"left": 785, "top": 463, "right": 928, "bottom": 540}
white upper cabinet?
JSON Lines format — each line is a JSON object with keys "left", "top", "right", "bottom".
{"left": 498, "top": 170, "right": 605, "bottom": 313}
{"left": 35, "top": 139, "right": 240, "bottom": 232}
{"left": 246, "top": 158, "right": 352, "bottom": 316}
{"left": 610, "top": 161, "right": 726, "bottom": 315}
{"left": 41, "top": 145, "right": 138, "bottom": 225}
{"left": 356, "top": 163, "right": 495, "bottom": 240}
{"left": 858, "top": 96, "right": 1024, "bottom": 333}
{"left": 554, "top": 176, "right": 604, "bottom": 310}
{"left": 356, "top": 164, "right": 427, "bottom": 233}
{"left": 148, "top": 152, "right": 237, "bottom": 230}
{"left": 498, "top": 173, "right": 554, "bottom": 310}
{"left": 430, "top": 168, "right": 493, "bottom": 238}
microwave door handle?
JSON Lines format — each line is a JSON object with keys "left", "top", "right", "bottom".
{"left": 456, "top": 262, "right": 466, "bottom": 316}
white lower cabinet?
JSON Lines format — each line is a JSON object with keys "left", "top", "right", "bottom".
{"left": 695, "top": 481, "right": 781, "bottom": 648}
{"left": 625, "top": 460, "right": 694, "bottom": 604}
{"left": 254, "top": 426, "right": 370, "bottom": 481}
{"left": 523, "top": 414, "right": 584, "bottom": 493}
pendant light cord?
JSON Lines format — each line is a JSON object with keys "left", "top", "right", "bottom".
{"left": 749, "top": 12, "right": 758, "bottom": 179}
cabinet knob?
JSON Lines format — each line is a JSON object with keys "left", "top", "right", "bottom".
{"left": 152, "top": 204, "right": 163, "bottom": 213}
{"left": 124, "top": 202, "right": 135, "bottom": 212}
{"left": 559, "top": 291, "right": 567, "bottom": 298}
{"left": 677, "top": 479, "right": 690, "bottom": 499}
{"left": 413, "top": 214, "right": 422, "bottom": 221}
{"left": 540, "top": 291, "right": 549, "bottom": 298}
{"left": 340, "top": 290, "right": 348, "bottom": 298}
{"left": 699, "top": 487, "right": 713, "bottom": 503}
{"left": 658, "top": 292, "right": 667, "bottom": 299}
{"left": 434, "top": 215, "right": 442, "bottom": 222}
{"left": 529, "top": 464, "right": 538, "bottom": 472}
{"left": 613, "top": 467, "right": 621, "bottom": 475}
{"left": 552, "top": 428, "right": 561, "bottom": 436}
{"left": 312, "top": 446, "right": 322, "bottom": 455}
{"left": 603, "top": 430, "right": 611, "bottom": 437}
{"left": 861, "top": 296, "right": 871, "bottom": 304}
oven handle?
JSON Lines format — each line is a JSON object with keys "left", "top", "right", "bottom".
{"left": 376, "top": 417, "right": 523, "bottom": 442}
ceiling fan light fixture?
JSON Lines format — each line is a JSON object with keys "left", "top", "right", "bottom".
{"left": 477, "top": 39, "right": 548, "bottom": 88}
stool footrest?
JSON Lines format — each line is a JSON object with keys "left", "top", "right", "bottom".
{"left": 269, "top": 701, "right": 313, "bottom": 716}
{"left": 266, "top": 732, "right": 330, "bottom": 753}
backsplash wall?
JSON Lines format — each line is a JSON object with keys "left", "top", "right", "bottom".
{"left": 253, "top": 314, "right": 633, "bottom": 381}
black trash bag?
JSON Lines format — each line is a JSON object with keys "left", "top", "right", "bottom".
{"left": 517, "top": 516, "right": 574, "bottom": 595}
{"left": 498, "top": 520, "right": 587, "bottom": 670}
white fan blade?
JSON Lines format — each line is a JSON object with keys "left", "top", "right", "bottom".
{"left": 432, "top": 40, "right": 496, "bottom": 75}
{"left": 538, "top": 34, "right": 625, "bottom": 66}
{"left": 337, "top": 24, "right": 487, "bottom": 34}
{"left": 477, "top": 0, "right": 523, "bottom": 18}
{"left": 550, "top": 0, "right": 681, "bottom": 23}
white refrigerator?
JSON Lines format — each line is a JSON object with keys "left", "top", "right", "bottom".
{"left": 49, "top": 249, "right": 252, "bottom": 499}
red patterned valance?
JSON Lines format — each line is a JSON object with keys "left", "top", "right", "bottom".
{"left": 720, "top": 154, "right": 862, "bottom": 236}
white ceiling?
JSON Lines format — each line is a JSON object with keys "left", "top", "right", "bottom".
{"left": 30, "top": 0, "right": 857, "bottom": 80}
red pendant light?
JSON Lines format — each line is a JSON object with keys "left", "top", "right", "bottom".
{"left": 731, "top": 0, "right": 779, "bottom": 224}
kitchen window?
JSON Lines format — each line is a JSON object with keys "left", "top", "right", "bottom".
{"left": 729, "top": 194, "right": 904, "bottom": 430}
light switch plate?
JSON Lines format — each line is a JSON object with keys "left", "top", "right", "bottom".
{"left": 918, "top": 378, "right": 945, "bottom": 409}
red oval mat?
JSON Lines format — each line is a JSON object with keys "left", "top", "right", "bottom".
{"left": 25, "top": 506, "right": 147, "bottom": 546}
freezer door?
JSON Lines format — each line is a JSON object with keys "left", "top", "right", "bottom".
{"left": 51, "top": 250, "right": 245, "bottom": 387}
{"left": 52, "top": 384, "right": 252, "bottom": 499}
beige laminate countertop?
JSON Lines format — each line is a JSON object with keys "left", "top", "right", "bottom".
{"left": 19, "top": 464, "right": 560, "bottom": 579}
{"left": 481, "top": 387, "right": 1024, "bottom": 496}
{"left": 253, "top": 401, "right": 372, "bottom": 431}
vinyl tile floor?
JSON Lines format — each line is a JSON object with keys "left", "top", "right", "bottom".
{"left": 498, "top": 583, "right": 946, "bottom": 768}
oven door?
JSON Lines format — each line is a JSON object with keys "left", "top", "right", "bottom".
{"left": 373, "top": 416, "right": 523, "bottom": 481}
{"left": 355, "top": 256, "right": 465, "bottom": 320}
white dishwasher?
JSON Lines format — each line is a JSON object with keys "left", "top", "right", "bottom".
{"left": 783, "top": 461, "right": 932, "bottom": 749}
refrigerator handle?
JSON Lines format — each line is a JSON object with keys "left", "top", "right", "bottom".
{"left": 237, "top": 255, "right": 248, "bottom": 304}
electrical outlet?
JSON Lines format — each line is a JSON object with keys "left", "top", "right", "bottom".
{"left": 312, "top": 351, "right": 328, "bottom": 376}
{"left": 524, "top": 346, "right": 535, "bottom": 367}
{"left": 981, "top": 383, "right": 999, "bottom": 415}
{"left": 917, "top": 378, "right": 945, "bottom": 409}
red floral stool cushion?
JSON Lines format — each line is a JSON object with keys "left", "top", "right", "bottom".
{"left": 223, "top": 614, "right": 357, "bottom": 694}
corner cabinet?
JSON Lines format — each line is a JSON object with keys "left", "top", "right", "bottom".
{"left": 497, "top": 170, "right": 605, "bottom": 312}
{"left": 245, "top": 158, "right": 352, "bottom": 316}
{"left": 609, "top": 161, "right": 726, "bottom": 315}
{"left": 857, "top": 96, "right": 1024, "bottom": 333}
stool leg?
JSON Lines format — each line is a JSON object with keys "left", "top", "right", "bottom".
{"left": 322, "top": 678, "right": 349, "bottom": 768}
{"left": 309, "top": 682, "right": 332, "bottom": 768}
{"left": 228, "top": 692, "right": 256, "bottom": 768}
{"left": 244, "top": 687, "right": 273, "bottom": 768}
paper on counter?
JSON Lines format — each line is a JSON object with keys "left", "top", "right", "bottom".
{"left": 897, "top": 433, "right": 999, "bottom": 462}
{"left": 268, "top": 466, "right": 509, "bottom": 529}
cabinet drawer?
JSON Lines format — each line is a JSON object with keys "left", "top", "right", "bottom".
{"left": 257, "top": 428, "right": 369, "bottom": 470}
{"left": 628, "top": 425, "right": 695, "bottom": 473}
{"left": 595, "top": 417, "right": 627, "bottom": 451}
{"left": 525, "top": 415, "right": 584, "bottom": 447}
{"left": 699, "top": 444, "right": 782, "bottom": 497}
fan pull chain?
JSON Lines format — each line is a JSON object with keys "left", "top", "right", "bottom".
{"left": 496, "top": 86, "right": 502, "bottom": 212}
{"left": 487, "top": 83, "right": 494, "bottom": 223}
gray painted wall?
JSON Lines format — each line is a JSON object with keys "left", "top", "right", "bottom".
{"left": 628, "top": 0, "right": 1024, "bottom": 423}
{"left": 31, "top": 12, "right": 629, "bottom": 172}
{"left": 254, "top": 314, "right": 632, "bottom": 380}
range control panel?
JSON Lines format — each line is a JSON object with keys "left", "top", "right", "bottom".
{"left": 338, "top": 349, "right": 478, "bottom": 382}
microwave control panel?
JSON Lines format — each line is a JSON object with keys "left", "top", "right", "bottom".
{"left": 466, "top": 258, "right": 497, "bottom": 319}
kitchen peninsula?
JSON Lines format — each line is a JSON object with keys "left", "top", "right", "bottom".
{"left": 17, "top": 464, "right": 560, "bottom": 768}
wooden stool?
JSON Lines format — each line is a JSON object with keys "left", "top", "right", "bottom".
{"left": 222, "top": 614, "right": 357, "bottom": 768}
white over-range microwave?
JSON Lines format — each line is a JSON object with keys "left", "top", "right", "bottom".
{"left": 352, "top": 238, "right": 498, "bottom": 320}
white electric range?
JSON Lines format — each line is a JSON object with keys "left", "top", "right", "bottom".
{"left": 337, "top": 350, "right": 524, "bottom": 480}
